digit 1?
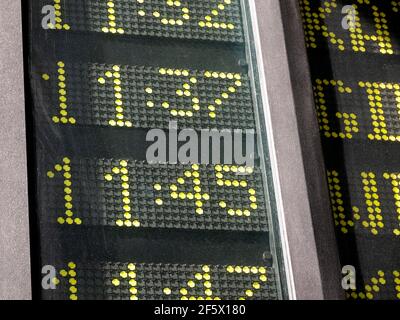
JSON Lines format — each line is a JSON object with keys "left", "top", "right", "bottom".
{"left": 49, "top": 0, "right": 71, "bottom": 30}
{"left": 102, "top": 0, "right": 125, "bottom": 34}
{"left": 104, "top": 160, "right": 140, "bottom": 227}
{"left": 47, "top": 157, "right": 82, "bottom": 225}
{"left": 42, "top": 61, "right": 76, "bottom": 125}
{"left": 98, "top": 66, "right": 133, "bottom": 127}
{"left": 383, "top": 172, "right": 400, "bottom": 236}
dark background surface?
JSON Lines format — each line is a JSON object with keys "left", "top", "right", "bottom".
{"left": 25, "top": 0, "right": 280, "bottom": 300}
{"left": 300, "top": 0, "right": 400, "bottom": 299}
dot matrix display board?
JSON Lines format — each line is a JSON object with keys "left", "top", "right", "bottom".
{"left": 299, "top": 0, "right": 400, "bottom": 300}
{"left": 25, "top": 0, "right": 287, "bottom": 300}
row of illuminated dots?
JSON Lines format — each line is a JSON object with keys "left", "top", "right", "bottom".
{"left": 327, "top": 170, "right": 400, "bottom": 237}
{"left": 300, "top": 0, "right": 398, "bottom": 54}
{"left": 314, "top": 79, "right": 400, "bottom": 141}
{"left": 347, "top": 269, "right": 400, "bottom": 300}
{"left": 41, "top": 62, "right": 245, "bottom": 126}
{"left": 46, "top": 158, "right": 259, "bottom": 226}
{"left": 50, "top": 262, "right": 270, "bottom": 301}
{"left": 50, "top": 0, "right": 238, "bottom": 32}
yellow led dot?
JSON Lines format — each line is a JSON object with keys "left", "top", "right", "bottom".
{"left": 180, "top": 288, "right": 188, "bottom": 295}
{"left": 245, "top": 290, "right": 253, "bottom": 297}
{"left": 112, "top": 279, "right": 120, "bottom": 286}
{"left": 163, "top": 288, "right": 171, "bottom": 295}
{"left": 129, "top": 279, "right": 137, "bottom": 287}
{"left": 205, "top": 289, "right": 213, "bottom": 296}
{"left": 57, "top": 217, "right": 65, "bottom": 224}
{"left": 124, "top": 220, "right": 132, "bottom": 227}
{"left": 259, "top": 267, "right": 266, "bottom": 274}
{"left": 132, "top": 220, "right": 140, "bottom": 227}
{"left": 195, "top": 273, "right": 203, "bottom": 280}
{"left": 116, "top": 220, "right": 124, "bottom": 227}
{"left": 130, "top": 287, "right": 138, "bottom": 294}
{"left": 235, "top": 266, "right": 242, "bottom": 273}
{"left": 202, "top": 265, "right": 210, "bottom": 273}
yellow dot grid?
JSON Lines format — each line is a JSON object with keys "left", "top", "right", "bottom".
{"left": 395, "top": 270, "right": 400, "bottom": 299}
{"left": 314, "top": 79, "right": 358, "bottom": 139}
{"left": 47, "top": 0, "right": 70, "bottom": 30}
{"left": 327, "top": 171, "right": 356, "bottom": 234}
{"left": 348, "top": 1, "right": 393, "bottom": 55}
{"left": 162, "top": 265, "right": 267, "bottom": 300}
{"left": 104, "top": 160, "right": 140, "bottom": 228}
{"left": 47, "top": 158, "right": 82, "bottom": 225}
{"left": 227, "top": 265, "right": 267, "bottom": 300}
{"left": 359, "top": 81, "right": 400, "bottom": 142}
{"left": 347, "top": 270, "right": 386, "bottom": 300}
{"left": 163, "top": 265, "right": 220, "bottom": 300}
{"left": 102, "top": 1, "right": 125, "bottom": 34}
{"left": 98, "top": 66, "right": 133, "bottom": 127}
{"left": 383, "top": 172, "right": 400, "bottom": 236}
{"left": 111, "top": 263, "right": 139, "bottom": 300}
{"left": 393, "top": 1, "right": 400, "bottom": 12}
{"left": 299, "top": 0, "right": 344, "bottom": 50}
{"left": 45, "top": 62, "right": 76, "bottom": 125}
{"left": 52, "top": 262, "right": 78, "bottom": 300}
{"left": 137, "top": 0, "right": 190, "bottom": 26}
{"left": 215, "top": 164, "right": 257, "bottom": 217}
{"left": 357, "top": 172, "right": 384, "bottom": 235}
{"left": 198, "top": 0, "right": 235, "bottom": 30}
{"left": 153, "top": 164, "right": 209, "bottom": 215}
{"left": 147, "top": 68, "right": 242, "bottom": 119}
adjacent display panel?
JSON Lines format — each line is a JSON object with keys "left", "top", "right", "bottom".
{"left": 24, "top": 0, "right": 289, "bottom": 300}
{"left": 300, "top": 0, "right": 400, "bottom": 300}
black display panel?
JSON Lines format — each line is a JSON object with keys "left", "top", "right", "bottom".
{"left": 300, "top": 0, "right": 400, "bottom": 300}
{"left": 24, "top": 0, "right": 288, "bottom": 300}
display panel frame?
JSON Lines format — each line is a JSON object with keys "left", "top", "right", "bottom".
{"left": 0, "top": 0, "right": 342, "bottom": 300}
{"left": 0, "top": 0, "right": 32, "bottom": 300}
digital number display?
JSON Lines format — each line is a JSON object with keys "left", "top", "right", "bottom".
{"left": 36, "top": 0, "right": 244, "bottom": 42}
{"left": 42, "top": 158, "right": 268, "bottom": 231}
{"left": 25, "top": 0, "right": 287, "bottom": 300}
{"left": 43, "top": 262, "right": 277, "bottom": 300}
{"left": 300, "top": 0, "right": 400, "bottom": 299}
{"left": 37, "top": 61, "right": 254, "bottom": 130}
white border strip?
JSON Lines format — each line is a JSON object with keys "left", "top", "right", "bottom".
{"left": 248, "top": 0, "right": 297, "bottom": 300}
